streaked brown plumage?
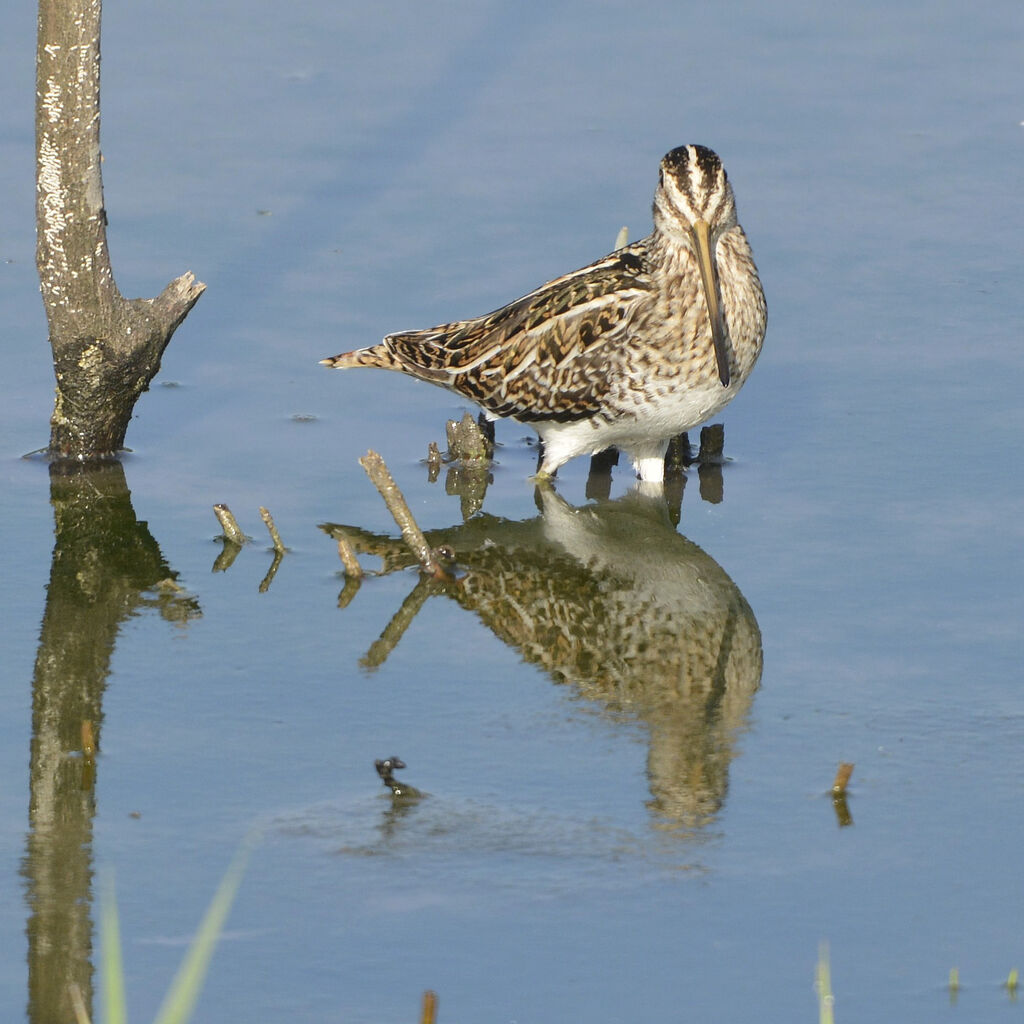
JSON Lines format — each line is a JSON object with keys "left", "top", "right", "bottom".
{"left": 322, "top": 144, "right": 766, "bottom": 483}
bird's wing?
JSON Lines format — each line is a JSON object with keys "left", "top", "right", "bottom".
{"left": 383, "top": 242, "right": 655, "bottom": 422}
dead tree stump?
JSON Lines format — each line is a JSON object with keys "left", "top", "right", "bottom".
{"left": 36, "top": 0, "right": 204, "bottom": 459}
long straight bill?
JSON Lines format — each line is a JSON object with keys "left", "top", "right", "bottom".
{"left": 692, "top": 219, "right": 730, "bottom": 386}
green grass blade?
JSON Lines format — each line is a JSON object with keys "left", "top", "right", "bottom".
{"left": 816, "top": 942, "right": 834, "bottom": 1024}
{"left": 100, "top": 873, "right": 128, "bottom": 1024}
{"left": 151, "top": 839, "right": 253, "bottom": 1024}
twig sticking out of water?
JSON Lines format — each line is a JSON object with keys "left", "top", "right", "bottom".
{"left": 426, "top": 441, "right": 443, "bottom": 481}
{"left": 831, "top": 762, "right": 854, "bottom": 795}
{"left": 258, "top": 507, "right": 287, "bottom": 553}
{"left": 446, "top": 412, "right": 492, "bottom": 463}
{"left": 697, "top": 423, "right": 726, "bottom": 463}
{"left": 442, "top": 413, "right": 493, "bottom": 519}
{"left": 830, "top": 762, "right": 855, "bottom": 827}
{"left": 213, "top": 504, "right": 247, "bottom": 545}
{"left": 421, "top": 989, "right": 438, "bottom": 1024}
{"left": 359, "top": 450, "right": 446, "bottom": 578}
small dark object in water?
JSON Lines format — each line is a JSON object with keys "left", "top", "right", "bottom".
{"left": 697, "top": 422, "right": 725, "bottom": 463}
{"left": 426, "top": 441, "right": 442, "bottom": 481}
{"left": 375, "top": 756, "right": 422, "bottom": 799}
{"left": 831, "top": 762, "right": 855, "bottom": 828}
{"left": 431, "top": 544, "right": 457, "bottom": 571}
{"left": 375, "top": 756, "right": 405, "bottom": 784}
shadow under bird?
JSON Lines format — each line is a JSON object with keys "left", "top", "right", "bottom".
{"left": 322, "top": 144, "right": 766, "bottom": 484}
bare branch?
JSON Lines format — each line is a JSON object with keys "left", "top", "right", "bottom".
{"left": 212, "top": 504, "right": 247, "bottom": 545}
{"left": 359, "top": 451, "right": 446, "bottom": 577}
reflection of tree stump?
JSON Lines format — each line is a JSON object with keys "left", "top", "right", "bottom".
{"left": 35, "top": 0, "right": 204, "bottom": 458}
{"left": 23, "top": 461, "right": 199, "bottom": 1023}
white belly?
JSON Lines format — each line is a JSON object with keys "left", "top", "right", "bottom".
{"left": 530, "top": 375, "right": 738, "bottom": 480}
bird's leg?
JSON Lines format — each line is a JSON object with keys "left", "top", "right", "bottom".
{"left": 626, "top": 440, "right": 671, "bottom": 484}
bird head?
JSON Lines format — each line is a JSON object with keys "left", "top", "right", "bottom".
{"left": 653, "top": 145, "right": 738, "bottom": 385}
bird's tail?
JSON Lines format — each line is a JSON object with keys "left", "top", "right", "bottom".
{"left": 319, "top": 344, "right": 403, "bottom": 371}
{"left": 320, "top": 333, "right": 453, "bottom": 384}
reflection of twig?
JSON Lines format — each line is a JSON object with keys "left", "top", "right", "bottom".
{"left": 831, "top": 792, "right": 853, "bottom": 828}
{"left": 337, "top": 575, "right": 362, "bottom": 609}
{"left": 212, "top": 541, "right": 242, "bottom": 574}
{"left": 258, "top": 507, "right": 286, "bottom": 553}
{"left": 213, "top": 504, "right": 247, "bottom": 544}
{"left": 361, "top": 576, "right": 436, "bottom": 669}
{"left": 320, "top": 523, "right": 416, "bottom": 575}
{"left": 258, "top": 550, "right": 284, "bottom": 593}
{"left": 359, "top": 451, "right": 446, "bottom": 577}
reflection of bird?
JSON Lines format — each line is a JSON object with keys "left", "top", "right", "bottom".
{"left": 455, "top": 490, "right": 763, "bottom": 829}
{"left": 322, "top": 145, "right": 766, "bottom": 483}
{"left": 325, "top": 488, "right": 762, "bottom": 831}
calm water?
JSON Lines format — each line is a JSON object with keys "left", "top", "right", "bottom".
{"left": 2, "top": 1, "right": 1022, "bottom": 1022}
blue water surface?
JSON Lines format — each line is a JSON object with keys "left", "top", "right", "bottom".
{"left": 1, "top": 2, "right": 1022, "bottom": 1022}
